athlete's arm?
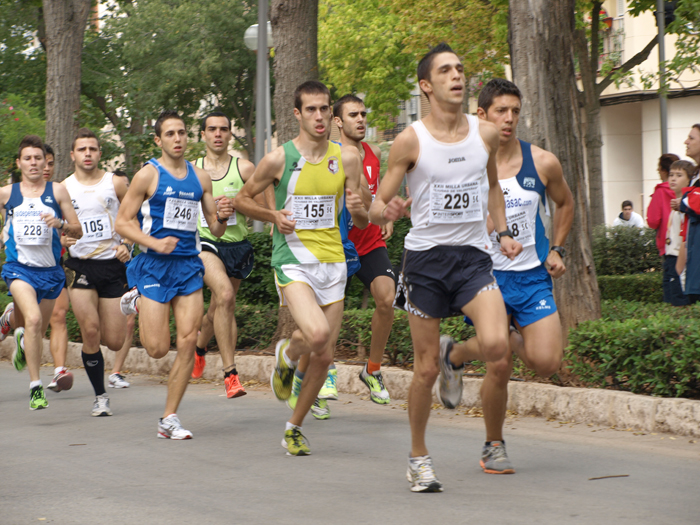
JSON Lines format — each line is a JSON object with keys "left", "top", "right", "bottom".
{"left": 238, "top": 158, "right": 269, "bottom": 209}
{"left": 47, "top": 183, "right": 83, "bottom": 239}
{"left": 195, "top": 166, "right": 230, "bottom": 238}
{"left": 111, "top": 174, "right": 134, "bottom": 262}
{"left": 480, "top": 122, "right": 521, "bottom": 260}
{"left": 533, "top": 147, "right": 574, "bottom": 278}
{"left": 369, "top": 128, "right": 415, "bottom": 225}
{"left": 234, "top": 147, "right": 296, "bottom": 233}
{"left": 342, "top": 145, "right": 368, "bottom": 229}
{"left": 371, "top": 144, "right": 394, "bottom": 239}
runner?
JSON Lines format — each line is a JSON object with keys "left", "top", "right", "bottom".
{"left": 62, "top": 128, "right": 132, "bottom": 415}
{"left": 368, "top": 44, "right": 522, "bottom": 492}
{"left": 332, "top": 94, "right": 394, "bottom": 405}
{"left": 437, "top": 78, "right": 574, "bottom": 475}
{"left": 0, "top": 135, "right": 82, "bottom": 410}
{"left": 115, "top": 110, "right": 233, "bottom": 439}
{"left": 189, "top": 111, "right": 256, "bottom": 398}
{"left": 234, "top": 80, "right": 366, "bottom": 455}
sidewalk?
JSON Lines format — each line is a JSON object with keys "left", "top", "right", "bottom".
{"left": 2, "top": 338, "right": 699, "bottom": 437}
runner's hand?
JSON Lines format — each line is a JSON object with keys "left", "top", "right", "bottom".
{"left": 153, "top": 236, "right": 179, "bottom": 255}
{"left": 275, "top": 209, "right": 296, "bottom": 234}
{"left": 381, "top": 221, "right": 394, "bottom": 241}
{"left": 114, "top": 244, "right": 131, "bottom": 263}
{"left": 499, "top": 236, "right": 522, "bottom": 260}
{"left": 382, "top": 196, "right": 412, "bottom": 222}
{"left": 545, "top": 250, "right": 566, "bottom": 279}
{"left": 216, "top": 196, "right": 234, "bottom": 219}
{"left": 345, "top": 189, "right": 364, "bottom": 214}
{"left": 62, "top": 235, "right": 78, "bottom": 248}
{"left": 41, "top": 213, "right": 62, "bottom": 230}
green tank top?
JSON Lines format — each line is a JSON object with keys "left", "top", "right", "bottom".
{"left": 195, "top": 156, "right": 248, "bottom": 243}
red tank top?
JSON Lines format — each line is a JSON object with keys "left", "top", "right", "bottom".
{"left": 348, "top": 142, "right": 385, "bottom": 256}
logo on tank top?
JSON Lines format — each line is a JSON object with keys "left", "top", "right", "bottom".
{"left": 164, "top": 186, "right": 176, "bottom": 196}
{"left": 105, "top": 197, "right": 114, "bottom": 208}
{"left": 71, "top": 199, "right": 79, "bottom": 210}
{"left": 523, "top": 177, "right": 536, "bottom": 189}
{"left": 448, "top": 157, "right": 466, "bottom": 164}
{"left": 179, "top": 191, "right": 195, "bottom": 198}
{"left": 328, "top": 157, "right": 339, "bottom": 174}
{"left": 44, "top": 196, "right": 54, "bottom": 203}
{"left": 290, "top": 162, "right": 301, "bottom": 172}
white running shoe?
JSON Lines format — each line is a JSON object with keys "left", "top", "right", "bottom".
{"left": 108, "top": 373, "right": 130, "bottom": 389}
{"left": 91, "top": 394, "right": 113, "bottom": 417}
{"left": 120, "top": 287, "right": 140, "bottom": 316}
{"left": 158, "top": 414, "right": 193, "bottom": 440}
{"left": 438, "top": 335, "right": 463, "bottom": 409}
{"left": 406, "top": 455, "right": 443, "bottom": 493}
{"left": 0, "top": 302, "right": 14, "bottom": 341}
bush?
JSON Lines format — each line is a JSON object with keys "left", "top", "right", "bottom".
{"left": 592, "top": 225, "right": 661, "bottom": 275}
{"left": 598, "top": 274, "right": 663, "bottom": 303}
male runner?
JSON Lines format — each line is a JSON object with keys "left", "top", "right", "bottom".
{"left": 369, "top": 44, "right": 521, "bottom": 492}
{"left": 62, "top": 128, "right": 131, "bottom": 416}
{"left": 332, "top": 94, "right": 394, "bottom": 404}
{"left": 190, "top": 111, "right": 256, "bottom": 398}
{"left": 0, "top": 135, "right": 82, "bottom": 410}
{"left": 116, "top": 110, "right": 232, "bottom": 439}
{"left": 234, "top": 80, "right": 365, "bottom": 455}
{"left": 437, "top": 78, "right": 574, "bottom": 475}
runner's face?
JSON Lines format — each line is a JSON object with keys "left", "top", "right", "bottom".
{"left": 422, "top": 52, "right": 465, "bottom": 105}
{"left": 336, "top": 102, "right": 367, "bottom": 142}
{"left": 685, "top": 127, "right": 700, "bottom": 162}
{"left": 481, "top": 95, "right": 521, "bottom": 144}
{"left": 295, "top": 92, "right": 332, "bottom": 139}
{"left": 71, "top": 138, "right": 101, "bottom": 172}
{"left": 668, "top": 169, "right": 690, "bottom": 193}
{"left": 156, "top": 118, "right": 188, "bottom": 159}
{"left": 201, "top": 116, "right": 232, "bottom": 154}
{"left": 16, "top": 147, "right": 45, "bottom": 182}
{"left": 43, "top": 153, "right": 55, "bottom": 181}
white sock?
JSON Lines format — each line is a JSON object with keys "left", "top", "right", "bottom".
{"left": 30, "top": 380, "right": 42, "bottom": 389}
{"left": 283, "top": 349, "right": 298, "bottom": 367}
{"left": 285, "top": 421, "right": 301, "bottom": 432}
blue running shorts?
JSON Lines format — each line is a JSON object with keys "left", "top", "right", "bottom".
{"left": 127, "top": 253, "right": 204, "bottom": 304}
{"left": 2, "top": 261, "right": 65, "bottom": 303}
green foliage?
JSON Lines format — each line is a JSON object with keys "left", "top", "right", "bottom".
{"left": 0, "top": 94, "right": 46, "bottom": 177}
{"left": 592, "top": 225, "right": 662, "bottom": 275}
{"left": 385, "top": 217, "right": 411, "bottom": 267}
{"left": 597, "top": 274, "right": 663, "bottom": 303}
{"left": 236, "top": 230, "right": 278, "bottom": 306}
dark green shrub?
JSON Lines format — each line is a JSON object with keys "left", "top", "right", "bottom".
{"left": 592, "top": 225, "right": 661, "bottom": 275}
{"left": 597, "top": 274, "right": 663, "bottom": 303}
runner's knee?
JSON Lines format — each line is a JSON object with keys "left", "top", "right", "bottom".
{"left": 479, "top": 332, "right": 509, "bottom": 363}
{"left": 486, "top": 357, "right": 512, "bottom": 384}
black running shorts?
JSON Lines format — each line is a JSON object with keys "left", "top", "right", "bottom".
{"left": 201, "top": 239, "right": 255, "bottom": 280}
{"left": 64, "top": 257, "right": 129, "bottom": 299}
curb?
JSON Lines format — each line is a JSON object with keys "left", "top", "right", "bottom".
{"left": 3, "top": 339, "right": 699, "bottom": 437}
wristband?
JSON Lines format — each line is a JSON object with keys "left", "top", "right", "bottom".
{"left": 380, "top": 204, "right": 389, "bottom": 220}
{"left": 216, "top": 213, "right": 227, "bottom": 224}
{"left": 496, "top": 229, "right": 513, "bottom": 242}
{"left": 59, "top": 219, "right": 65, "bottom": 230}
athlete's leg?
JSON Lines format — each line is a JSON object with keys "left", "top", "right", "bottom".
{"left": 10, "top": 280, "right": 54, "bottom": 382}
{"left": 97, "top": 297, "right": 127, "bottom": 351}
{"left": 69, "top": 288, "right": 103, "bottom": 355}
{"left": 111, "top": 314, "right": 135, "bottom": 375}
{"left": 368, "top": 275, "right": 395, "bottom": 365}
{"left": 165, "top": 290, "right": 204, "bottom": 417}
{"left": 196, "top": 300, "right": 215, "bottom": 349}
{"left": 48, "top": 288, "right": 69, "bottom": 369}
{"left": 514, "top": 312, "right": 563, "bottom": 377}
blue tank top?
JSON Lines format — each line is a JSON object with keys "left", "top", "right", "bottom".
{"left": 340, "top": 202, "right": 360, "bottom": 277}
{"left": 2, "top": 182, "right": 62, "bottom": 267}
{"left": 138, "top": 159, "right": 203, "bottom": 257}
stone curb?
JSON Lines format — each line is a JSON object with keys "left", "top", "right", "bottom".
{"left": 2, "top": 339, "right": 699, "bottom": 437}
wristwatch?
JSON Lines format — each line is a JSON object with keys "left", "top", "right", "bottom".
{"left": 496, "top": 229, "right": 513, "bottom": 242}
{"left": 550, "top": 246, "right": 566, "bottom": 258}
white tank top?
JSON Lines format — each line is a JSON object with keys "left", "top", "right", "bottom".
{"left": 404, "top": 114, "right": 491, "bottom": 252}
{"left": 64, "top": 172, "right": 121, "bottom": 260}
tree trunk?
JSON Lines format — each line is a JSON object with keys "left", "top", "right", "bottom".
{"left": 509, "top": 0, "right": 601, "bottom": 336}
{"left": 269, "top": 0, "right": 319, "bottom": 345}
{"left": 43, "top": 0, "right": 92, "bottom": 180}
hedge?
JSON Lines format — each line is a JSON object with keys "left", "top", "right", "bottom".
{"left": 597, "top": 273, "right": 663, "bottom": 303}
{"left": 592, "top": 225, "right": 661, "bottom": 275}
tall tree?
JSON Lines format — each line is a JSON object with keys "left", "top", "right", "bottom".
{"left": 509, "top": 0, "right": 601, "bottom": 333}
{"left": 43, "top": 0, "right": 92, "bottom": 179}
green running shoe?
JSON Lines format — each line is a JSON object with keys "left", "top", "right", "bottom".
{"left": 318, "top": 368, "right": 338, "bottom": 400}
{"left": 270, "top": 339, "right": 295, "bottom": 401}
{"left": 12, "top": 327, "right": 26, "bottom": 372}
{"left": 282, "top": 427, "right": 310, "bottom": 456}
{"left": 359, "top": 365, "right": 390, "bottom": 404}
{"left": 286, "top": 374, "right": 303, "bottom": 411}
{"left": 30, "top": 385, "right": 48, "bottom": 411}
{"left": 311, "top": 398, "right": 330, "bottom": 420}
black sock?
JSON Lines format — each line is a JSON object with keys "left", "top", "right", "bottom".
{"left": 196, "top": 346, "right": 207, "bottom": 357}
{"left": 224, "top": 368, "right": 238, "bottom": 378}
{"left": 82, "top": 351, "right": 106, "bottom": 396}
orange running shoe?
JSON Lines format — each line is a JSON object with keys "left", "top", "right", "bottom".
{"left": 192, "top": 353, "right": 206, "bottom": 379}
{"left": 225, "top": 372, "right": 247, "bottom": 398}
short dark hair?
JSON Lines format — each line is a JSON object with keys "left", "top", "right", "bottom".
{"left": 621, "top": 200, "right": 633, "bottom": 209}
{"left": 44, "top": 144, "right": 54, "bottom": 157}
{"left": 113, "top": 169, "right": 128, "bottom": 178}
{"left": 293, "top": 80, "right": 331, "bottom": 111}
{"left": 200, "top": 111, "right": 231, "bottom": 132}
{"left": 693, "top": 123, "right": 700, "bottom": 133}
{"left": 154, "top": 110, "right": 185, "bottom": 138}
{"left": 417, "top": 42, "right": 456, "bottom": 96}
{"left": 478, "top": 78, "right": 522, "bottom": 113}
{"left": 659, "top": 153, "right": 680, "bottom": 174}
{"left": 670, "top": 160, "right": 697, "bottom": 180}
{"left": 71, "top": 127, "right": 99, "bottom": 150}
{"left": 17, "top": 134, "right": 45, "bottom": 159}
{"left": 333, "top": 94, "right": 364, "bottom": 119}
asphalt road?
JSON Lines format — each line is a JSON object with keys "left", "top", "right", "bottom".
{"left": 1, "top": 360, "right": 699, "bottom": 524}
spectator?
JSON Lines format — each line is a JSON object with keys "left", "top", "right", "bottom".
{"left": 612, "top": 200, "right": 644, "bottom": 228}
{"left": 685, "top": 123, "right": 700, "bottom": 185}
{"left": 664, "top": 160, "right": 694, "bottom": 305}
{"left": 647, "top": 153, "right": 679, "bottom": 257}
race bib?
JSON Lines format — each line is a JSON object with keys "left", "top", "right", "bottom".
{"left": 505, "top": 209, "right": 534, "bottom": 247}
{"left": 198, "top": 202, "right": 236, "bottom": 229}
{"left": 430, "top": 181, "right": 482, "bottom": 224}
{"left": 291, "top": 195, "right": 336, "bottom": 230}
{"left": 164, "top": 198, "right": 198, "bottom": 232}
{"left": 78, "top": 213, "right": 112, "bottom": 242}
{"left": 14, "top": 214, "right": 51, "bottom": 245}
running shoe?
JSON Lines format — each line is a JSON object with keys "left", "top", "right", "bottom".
{"left": 12, "top": 327, "right": 26, "bottom": 372}
{"left": 158, "top": 414, "right": 193, "bottom": 440}
{"left": 406, "top": 455, "right": 443, "bottom": 493}
{"left": 438, "top": 335, "right": 464, "bottom": 409}
{"left": 191, "top": 352, "right": 206, "bottom": 379}
{"left": 311, "top": 398, "right": 330, "bottom": 420}
{"left": 108, "top": 373, "right": 130, "bottom": 389}
{"left": 48, "top": 369, "right": 74, "bottom": 392}
{"left": 225, "top": 372, "right": 247, "bottom": 398}
{"left": 30, "top": 385, "right": 49, "bottom": 411}
{"left": 120, "top": 287, "right": 140, "bottom": 316}
{"left": 286, "top": 374, "right": 303, "bottom": 411}
{"left": 359, "top": 365, "right": 390, "bottom": 405}
{"left": 270, "top": 339, "right": 295, "bottom": 401}
{"left": 0, "top": 302, "right": 14, "bottom": 341}
{"left": 480, "top": 441, "right": 515, "bottom": 474}
{"left": 281, "top": 427, "right": 310, "bottom": 456}
{"left": 92, "top": 394, "right": 112, "bottom": 417}
{"left": 318, "top": 368, "right": 338, "bottom": 400}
